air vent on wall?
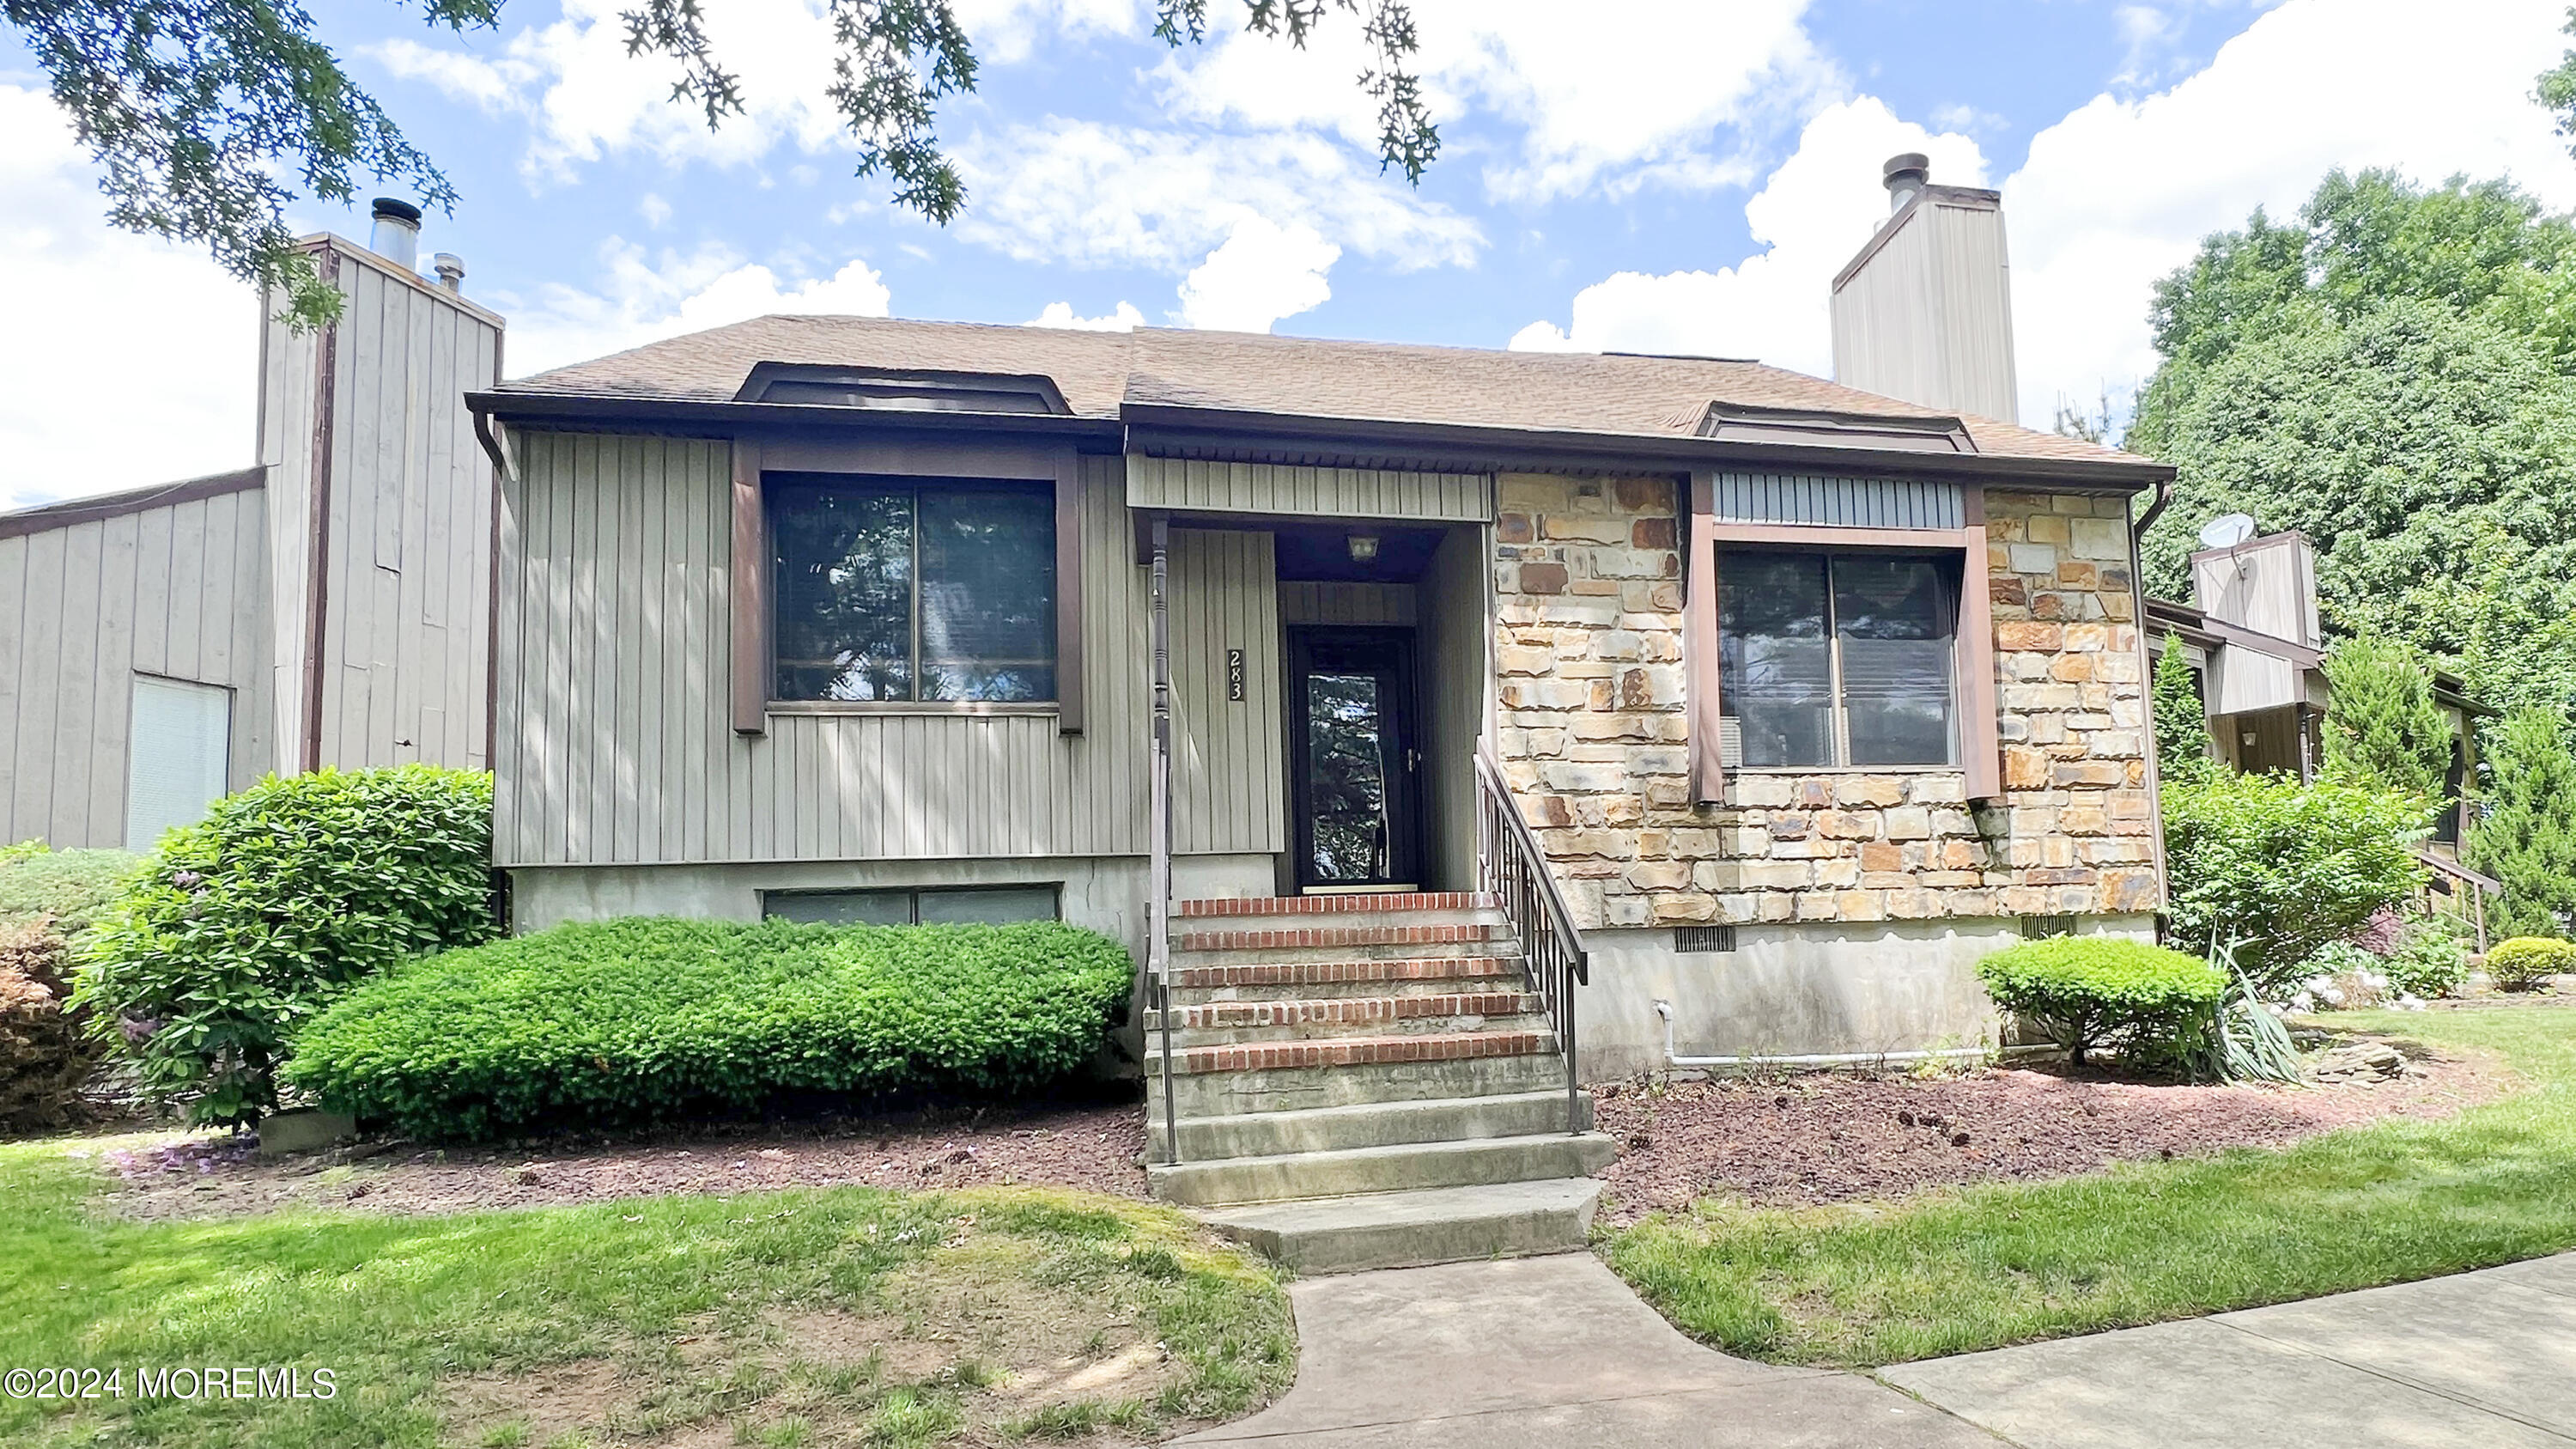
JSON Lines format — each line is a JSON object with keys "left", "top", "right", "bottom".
{"left": 1675, "top": 925, "right": 1737, "bottom": 953}
{"left": 2019, "top": 914, "right": 2078, "bottom": 940}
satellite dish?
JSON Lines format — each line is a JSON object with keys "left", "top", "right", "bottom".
{"left": 2199, "top": 513, "right": 2258, "bottom": 550}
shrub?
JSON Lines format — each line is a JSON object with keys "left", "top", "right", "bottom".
{"left": 2320, "top": 636, "right": 2453, "bottom": 801}
{"left": 2160, "top": 769, "right": 2430, "bottom": 995}
{"left": 0, "top": 847, "right": 143, "bottom": 936}
{"left": 2152, "top": 636, "right": 2210, "bottom": 777}
{"left": 2485, "top": 936, "right": 2576, "bottom": 991}
{"left": 71, "top": 767, "right": 495, "bottom": 1128}
{"left": 2379, "top": 916, "right": 2471, "bottom": 999}
{"left": 285, "top": 917, "right": 1134, "bottom": 1140}
{"left": 1977, "top": 937, "right": 2227, "bottom": 1068}
{"left": 2470, "top": 708, "right": 2576, "bottom": 939}
{"left": 0, "top": 922, "right": 97, "bottom": 1129}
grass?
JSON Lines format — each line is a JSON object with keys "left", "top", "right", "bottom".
{"left": 0, "top": 1141, "right": 1294, "bottom": 1447}
{"left": 1602, "top": 1004, "right": 2576, "bottom": 1367}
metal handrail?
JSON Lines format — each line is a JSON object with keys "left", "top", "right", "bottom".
{"left": 1147, "top": 521, "right": 1179, "bottom": 1165}
{"left": 1473, "top": 750, "right": 1589, "bottom": 1135}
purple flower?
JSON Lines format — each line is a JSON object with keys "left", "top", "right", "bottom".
{"left": 171, "top": 870, "right": 203, "bottom": 889}
{"left": 118, "top": 1014, "right": 162, "bottom": 1045}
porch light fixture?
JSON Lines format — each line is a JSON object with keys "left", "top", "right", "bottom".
{"left": 1346, "top": 533, "right": 1381, "bottom": 563}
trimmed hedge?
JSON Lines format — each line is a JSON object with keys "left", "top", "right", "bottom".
{"left": 1977, "top": 937, "right": 2227, "bottom": 1068}
{"left": 283, "top": 917, "right": 1134, "bottom": 1140}
{"left": 2486, "top": 936, "right": 2576, "bottom": 991}
{"left": 0, "top": 846, "right": 143, "bottom": 936}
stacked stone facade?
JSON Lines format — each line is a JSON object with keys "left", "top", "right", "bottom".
{"left": 1492, "top": 473, "right": 2162, "bottom": 933}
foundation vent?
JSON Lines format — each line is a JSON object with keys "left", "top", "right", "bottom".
{"left": 2019, "top": 914, "right": 2078, "bottom": 940}
{"left": 1675, "top": 925, "right": 1738, "bottom": 953}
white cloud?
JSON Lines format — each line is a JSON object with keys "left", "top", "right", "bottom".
{"left": 0, "top": 85, "right": 258, "bottom": 509}
{"left": 1155, "top": 0, "right": 1833, "bottom": 201}
{"left": 1028, "top": 301, "right": 1146, "bottom": 330}
{"left": 2004, "top": 0, "right": 2576, "bottom": 429}
{"left": 1176, "top": 217, "right": 1339, "bottom": 332}
{"left": 953, "top": 119, "right": 1480, "bottom": 274}
{"left": 503, "top": 246, "right": 890, "bottom": 376}
{"left": 1509, "top": 98, "right": 1984, "bottom": 374}
{"left": 950, "top": 0, "right": 1143, "bottom": 64}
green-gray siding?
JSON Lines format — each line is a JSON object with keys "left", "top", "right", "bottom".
{"left": 1127, "top": 456, "right": 1492, "bottom": 523}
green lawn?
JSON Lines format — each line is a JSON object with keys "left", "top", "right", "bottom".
{"left": 0, "top": 1142, "right": 1293, "bottom": 1447}
{"left": 1602, "top": 1004, "right": 2576, "bottom": 1367}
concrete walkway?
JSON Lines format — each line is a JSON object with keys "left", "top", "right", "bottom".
{"left": 1175, "top": 1253, "right": 1999, "bottom": 1448}
{"left": 1884, "top": 1253, "right": 2576, "bottom": 1447}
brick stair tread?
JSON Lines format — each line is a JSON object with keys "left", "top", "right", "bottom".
{"left": 1174, "top": 922, "right": 1516, "bottom": 953}
{"left": 1151, "top": 992, "right": 1542, "bottom": 1031}
{"left": 1174, "top": 892, "right": 1498, "bottom": 917}
{"left": 1170, "top": 956, "right": 1522, "bottom": 989}
{"left": 1149, "top": 1029, "right": 1556, "bottom": 1075}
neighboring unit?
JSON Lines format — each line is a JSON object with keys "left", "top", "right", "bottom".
{"left": 0, "top": 202, "right": 502, "bottom": 850}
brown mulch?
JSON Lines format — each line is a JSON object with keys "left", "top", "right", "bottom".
{"left": 1594, "top": 1038, "right": 2504, "bottom": 1226}
{"left": 89, "top": 1099, "right": 1150, "bottom": 1223}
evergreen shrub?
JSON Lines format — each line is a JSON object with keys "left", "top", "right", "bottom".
{"left": 1976, "top": 937, "right": 2227, "bottom": 1068}
{"left": 2485, "top": 936, "right": 2576, "bottom": 991}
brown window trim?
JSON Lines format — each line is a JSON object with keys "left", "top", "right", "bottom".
{"left": 1684, "top": 479, "right": 2002, "bottom": 803}
{"left": 763, "top": 700, "right": 1061, "bottom": 718}
{"left": 727, "top": 435, "right": 1085, "bottom": 737}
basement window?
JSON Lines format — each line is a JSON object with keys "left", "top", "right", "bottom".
{"left": 763, "top": 885, "right": 1061, "bottom": 926}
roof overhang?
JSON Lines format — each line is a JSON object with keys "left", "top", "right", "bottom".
{"left": 0, "top": 466, "right": 266, "bottom": 542}
{"left": 466, "top": 390, "right": 1125, "bottom": 447}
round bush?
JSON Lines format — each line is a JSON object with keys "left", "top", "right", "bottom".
{"left": 283, "top": 916, "right": 1135, "bottom": 1141}
{"left": 1976, "top": 937, "right": 2226, "bottom": 1068}
{"left": 0, "top": 846, "right": 143, "bottom": 937}
{"left": 2160, "top": 770, "right": 2431, "bottom": 995}
{"left": 70, "top": 766, "right": 495, "bottom": 1127}
{"left": 2485, "top": 936, "right": 2576, "bottom": 991}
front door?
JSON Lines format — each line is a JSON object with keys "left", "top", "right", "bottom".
{"left": 1288, "top": 628, "right": 1421, "bottom": 891}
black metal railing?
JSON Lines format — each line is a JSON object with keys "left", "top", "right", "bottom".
{"left": 1474, "top": 751, "right": 1590, "bottom": 1135}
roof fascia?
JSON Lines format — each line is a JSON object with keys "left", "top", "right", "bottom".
{"left": 0, "top": 466, "right": 267, "bottom": 541}
{"left": 468, "top": 391, "right": 1124, "bottom": 447}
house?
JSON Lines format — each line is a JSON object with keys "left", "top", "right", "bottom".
{"left": 2142, "top": 526, "right": 2500, "bottom": 939}
{"left": 0, "top": 201, "right": 502, "bottom": 850}
{"left": 466, "top": 156, "right": 2172, "bottom": 1261}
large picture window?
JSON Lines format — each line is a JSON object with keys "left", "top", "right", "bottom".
{"left": 769, "top": 477, "right": 1057, "bottom": 703}
{"left": 1716, "top": 551, "right": 1958, "bottom": 768}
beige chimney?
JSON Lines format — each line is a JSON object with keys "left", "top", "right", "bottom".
{"left": 1829, "top": 155, "right": 2020, "bottom": 423}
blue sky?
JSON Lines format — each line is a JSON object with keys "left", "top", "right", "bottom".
{"left": 4, "top": 0, "right": 2574, "bottom": 507}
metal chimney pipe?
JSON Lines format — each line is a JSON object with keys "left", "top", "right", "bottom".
{"left": 432, "top": 253, "right": 466, "bottom": 293}
{"left": 369, "top": 198, "right": 422, "bottom": 271}
{"left": 1882, "top": 152, "right": 1931, "bottom": 213}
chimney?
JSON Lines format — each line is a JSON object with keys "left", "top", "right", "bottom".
{"left": 1829, "top": 155, "right": 2020, "bottom": 424}
{"left": 433, "top": 253, "right": 466, "bottom": 294}
{"left": 369, "top": 198, "right": 422, "bottom": 271}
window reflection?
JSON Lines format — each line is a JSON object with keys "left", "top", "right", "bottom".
{"left": 1307, "top": 672, "right": 1390, "bottom": 881}
{"left": 1716, "top": 551, "right": 1958, "bottom": 768}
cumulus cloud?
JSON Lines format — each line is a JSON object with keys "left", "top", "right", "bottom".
{"left": 952, "top": 119, "right": 1479, "bottom": 274}
{"left": 1028, "top": 301, "right": 1146, "bottom": 331}
{"left": 1154, "top": 0, "right": 1833, "bottom": 201}
{"left": 2002, "top": 0, "right": 2576, "bottom": 428}
{"left": 503, "top": 246, "right": 890, "bottom": 375}
{"left": 0, "top": 85, "right": 258, "bottom": 509}
{"left": 1508, "top": 98, "right": 1985, "bottom": 374}
{"left": 1176, "top": 217, "right": 1340, "bottom": 332}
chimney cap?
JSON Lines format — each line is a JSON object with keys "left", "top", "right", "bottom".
{"left": 370, "top": 197, "right": 422, "bottom": 225}
{"left": 1882, "top": 153, "right": 1931, "bottom": 192}
{"left": 433, "top": 253, "right": 466, "bottom": 292}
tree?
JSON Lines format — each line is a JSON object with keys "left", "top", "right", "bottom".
{"left": 3, "top": 0, "right": 1440, "bottom": 329}
{"left": 2152, "top": 636, "right": 2209, "bottom": 779}
{"left": 2320, "top": 636, "right": 2453, "bottom": 801}
{"left": 2539, "top": 7, "right": 2576, "bottom": 161}
{"left": 2131, "top": 172, "right": 2576, "bottom": 721}
{"left": 2470, "top": 707, "right": 2576, "bottom": 939}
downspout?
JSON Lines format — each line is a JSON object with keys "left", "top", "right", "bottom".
{"left": 299, "top": 247, "right": 343, "bottom": 775}
{"left": 2129, "top": 474, "right": 2174, "bottom": 933}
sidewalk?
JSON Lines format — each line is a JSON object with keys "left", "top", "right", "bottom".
{"left": 1883, "top": 1253, "right": 2576, "bottom": 1447}
{"left": 1175, "top": 1252, "right": 1998, "bottom": 1448}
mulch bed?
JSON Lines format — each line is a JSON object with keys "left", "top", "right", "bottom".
{"left": 88, "top": 1099, "right": 1150, "bottom": 1223}
{"left": 1593, "top": 1036, "right": 2504, "bottom": 1225}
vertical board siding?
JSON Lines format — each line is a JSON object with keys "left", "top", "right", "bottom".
{"left": 1710, "top": 472, "right": 1964, "bottom": 529}
{"left": 1829, "top": 196, "right": 2020, "bottom": 425}
{"left": 1170, "top": 529, "right": 1285, "bottom": 856}
{"left": 497, "top": 438, "right": 1152, "bottom": 867}
{"left": 1278, "top": 581, "right": 1418, "bottom": 626}
{"left": 0, "top": 489, "right": 276, "bottom": 849}
{"left": 1127, "top": 455, "right": 1494, "bottom": 523}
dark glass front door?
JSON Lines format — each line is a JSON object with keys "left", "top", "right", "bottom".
{"left": 1288, "top": 629, "right": 1420, "bottom": 890}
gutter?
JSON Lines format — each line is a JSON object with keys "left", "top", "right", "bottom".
{"left": 465, "top": 390, "right": 1127, "bottom": 446}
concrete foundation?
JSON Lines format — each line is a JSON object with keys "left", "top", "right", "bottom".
{"left": 1574, "top": 915, "right": 2157, "bottom": 1081}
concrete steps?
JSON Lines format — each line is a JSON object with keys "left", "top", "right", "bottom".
{"left": 1149, "top": 1132, "right": 1616, "bottom": 1208}
{"left": 1194, "top": 1178, "right": 1607, "bottom": 1275}
{"left": 1151, "top": 892, "right": 1607, "bottom": 1274}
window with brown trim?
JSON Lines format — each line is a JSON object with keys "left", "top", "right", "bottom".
{"left": 1716, "top": 550, "right": 1959, "bottom": 768}
{"left": 768, "top": 477, "right": 1057, "bottom": 703}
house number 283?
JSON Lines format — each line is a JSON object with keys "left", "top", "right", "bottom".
{"left": 1226, "top": 648, "right": 1245, "bottom": 702}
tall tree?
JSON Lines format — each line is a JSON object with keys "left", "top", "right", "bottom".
{"left": 2152, "top": 636, "right": 2209, "bottom": 779}
{"left": 3, "top": 0, "right": 1440, "bottom": 328}
{"left": 2470, "top": 707, "right": 2576, "bottom": 939}
{"left": 2319, "top": 637, "right": 2452, "bottom": 801}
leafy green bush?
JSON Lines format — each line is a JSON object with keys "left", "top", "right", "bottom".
{"left": 0, "top": 848, "right": 143, "bottom": 936}
{"left": 285, "top": 917, "right": 1134, "bottom": 1140}
{"left": 1977, "top": 937, "right": 2227, "bottom": 1069}
{"left": 2380, "top": 916, "right": 2471, "bottom": 999}
{"left": 2485, "top": 936, "right": 2576, "bottom": 991}
{"left": 2160, "top": 770, "right": 2430, "bottom": 995}
{"left": 70, "top": 767, "right": 495, "bottom": 1128}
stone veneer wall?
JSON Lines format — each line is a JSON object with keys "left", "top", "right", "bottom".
{"left": 1492, "top": 474, "right": 2162, "bottom": 932}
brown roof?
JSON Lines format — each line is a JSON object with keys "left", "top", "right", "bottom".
{"left": 500, "top": 314, "right": 2154, "bottom": 470}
